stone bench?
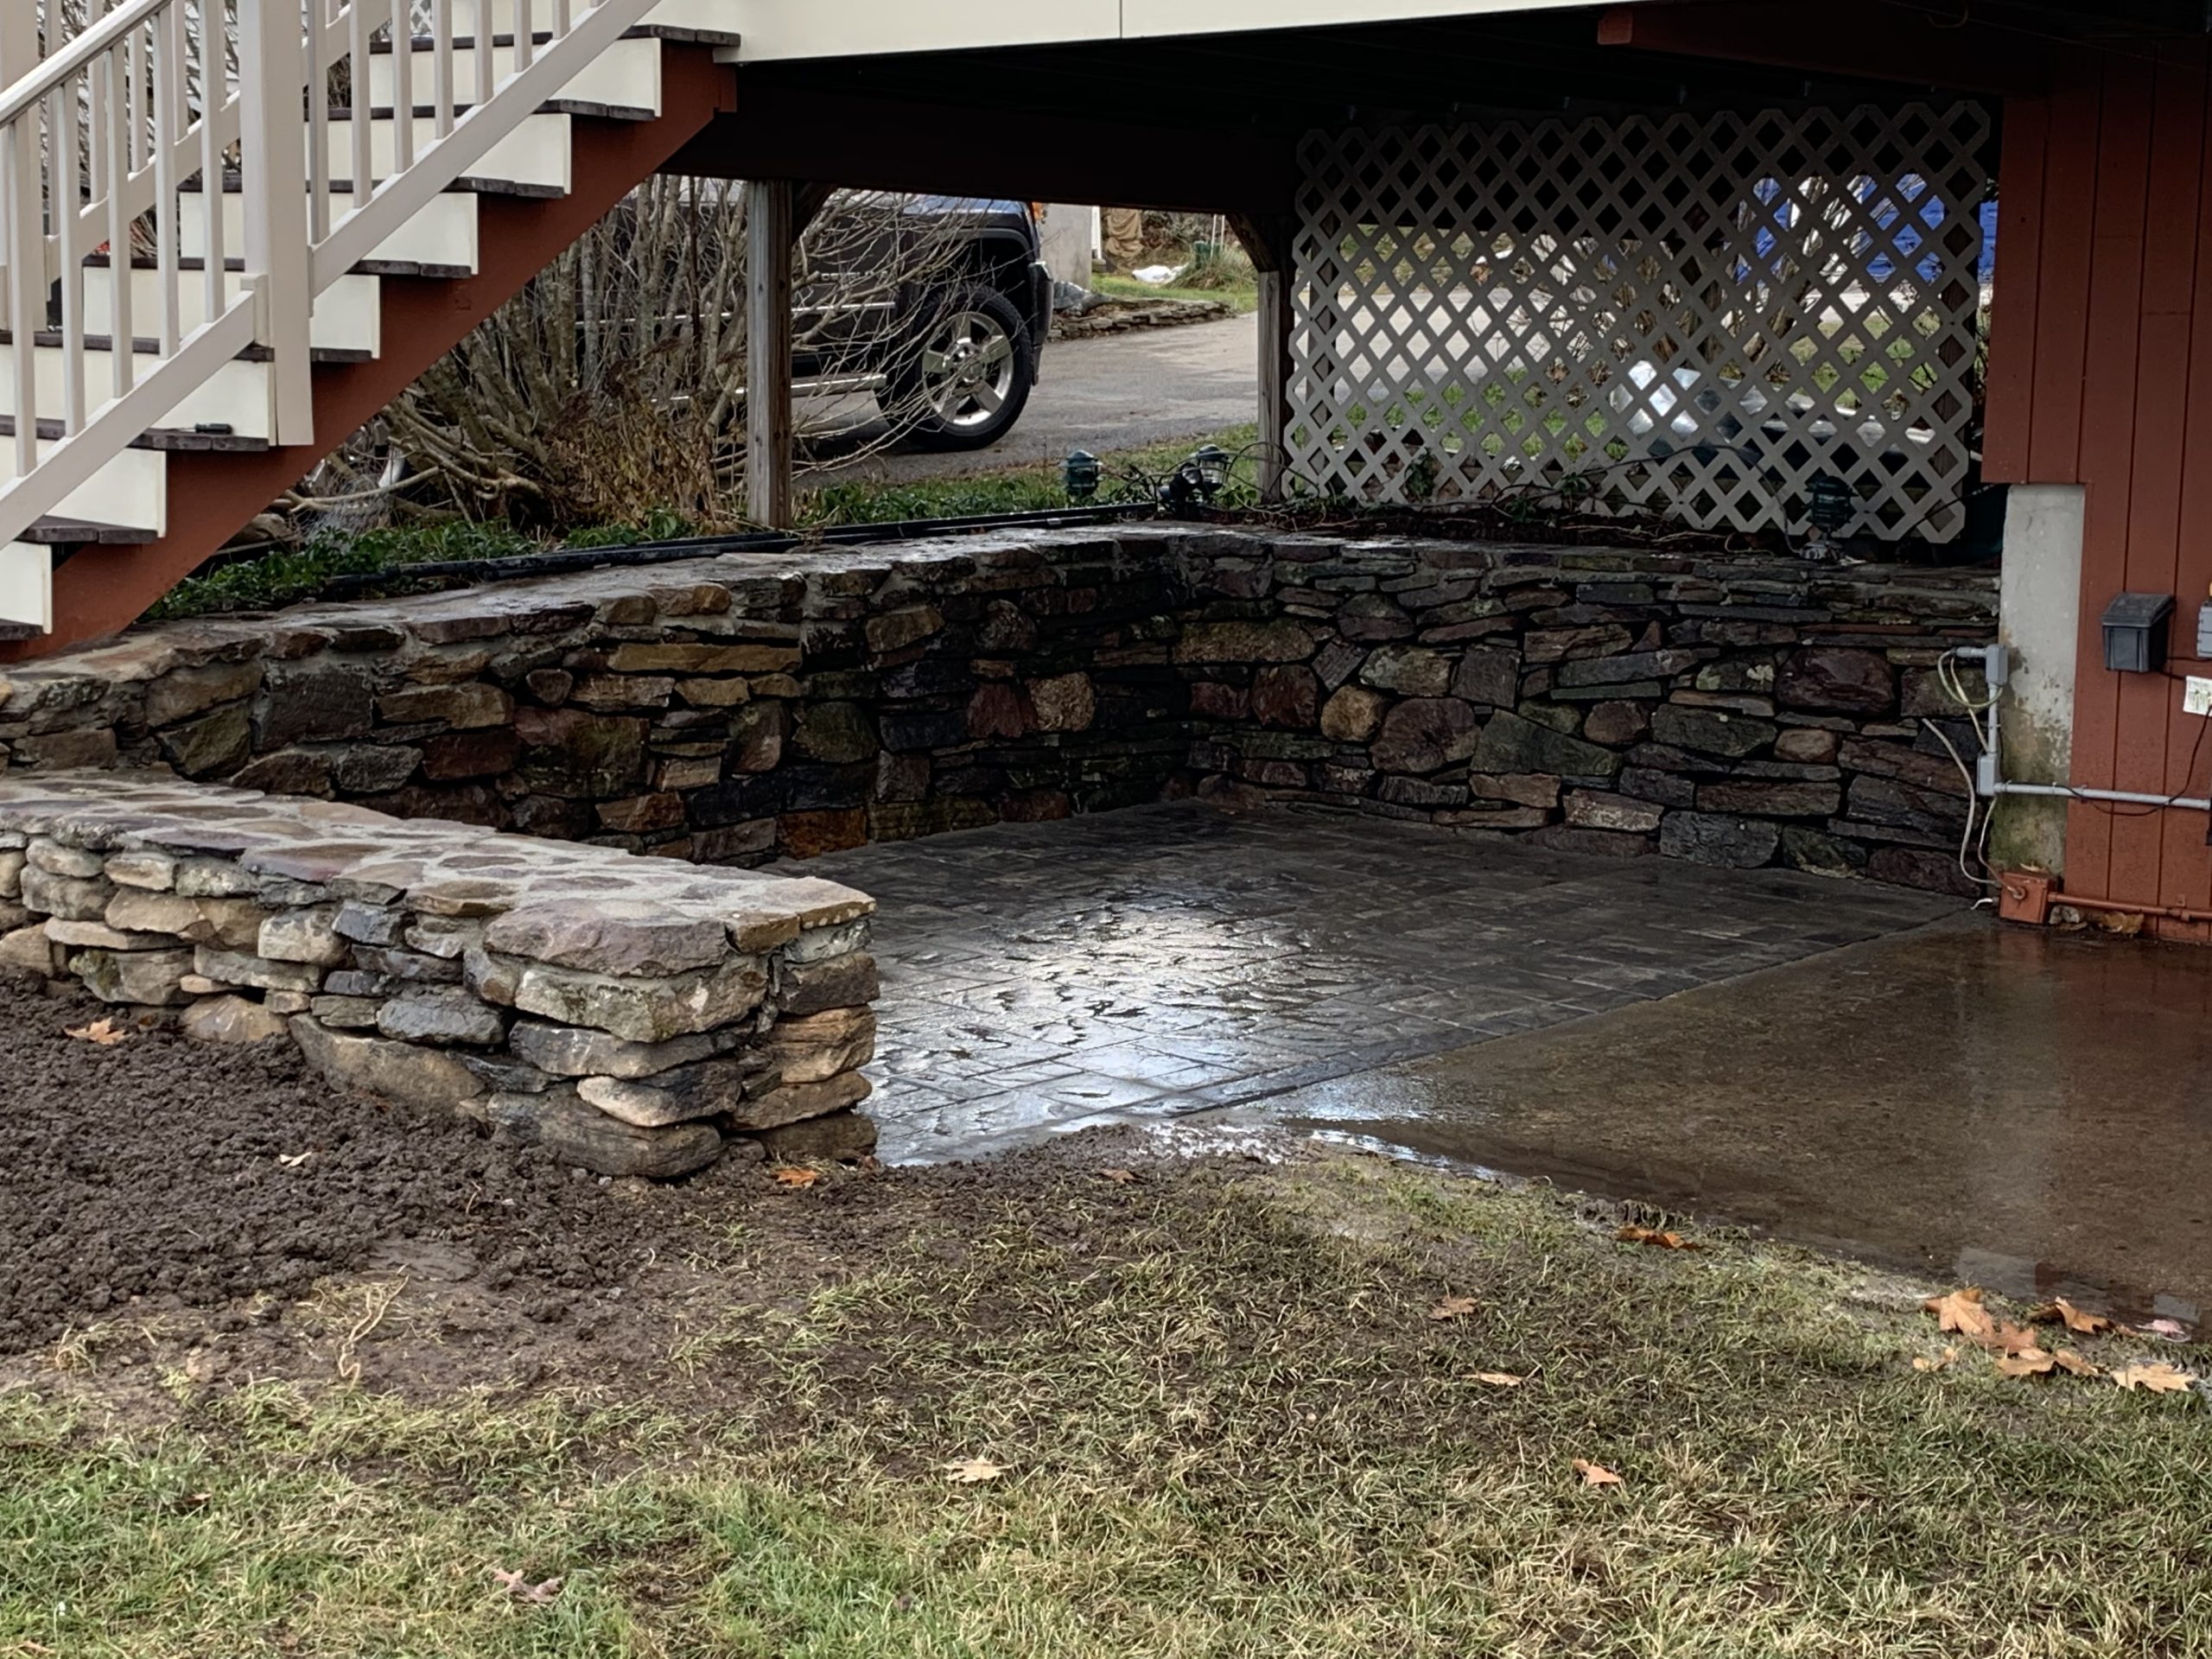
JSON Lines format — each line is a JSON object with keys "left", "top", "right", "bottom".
{"left": 0, "top": 773, "right": 878, "bottom": 1176}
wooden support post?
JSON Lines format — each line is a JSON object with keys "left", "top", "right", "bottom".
{"left": 746, "top": 177, "right": 795, "bottom": 529}
{"left": 1231, "top": 212, "right": 1295, "bottom": 502}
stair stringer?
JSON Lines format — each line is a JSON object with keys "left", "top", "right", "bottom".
{"left": 1, "top": 42, "right": 733, "bottom": 663}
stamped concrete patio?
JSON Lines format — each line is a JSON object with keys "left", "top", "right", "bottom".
{"left": 794, "top": 800, "right": 1955, "bottom": 1157}
{"left": 796, "top": 801, "right": 2212, "bottom": 1324}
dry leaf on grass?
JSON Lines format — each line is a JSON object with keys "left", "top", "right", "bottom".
{"left": 942, "top": 1457, "right": 1007, "bottom": 1484}
{"left": 1429, "top": 1295, "right": 1478, "bottom": 1321}
{"left": 66, "top": 1018, "right": 129, "bottom": 1046}
{"left": 770, "top": 1166, "right": 820, "bottom": 1189}
{"left": 491, "top": 1568, "right": 563, "bottom": 1605}
{"left": 1990, "top": 1319, "right": 2045, "bottom": 1357}
{"left": 1572, "top": 1459, "right": 1624, "bottom": 1488}
{"left": 1616, "top": 1224, "right": 1697, "bottom": 1250}
{"left": 2112, "top": 1362, "right": 2197, "bottom": 1395}
{"left": 1995, "top": 1346, "right": 2056, "bottom": 1378}
{"left": 1912, "top": 1346, "right": 1961, "bottom": 1373}
{"left": 1923, "top": 1287, "right": 1995, "bottom": 1345}
{"left": 2029, "top": 1299, "right": 2114, "bottom": 1337}
{"left": 1471, "top": 1371, "right": 1526, "bottom": 1388}
{"left": 1100, "top": 1168, "right": 1139, "bottom": 1185}
{"left": 2052, "top": 1350, "right": 2101, "bottom": 1378}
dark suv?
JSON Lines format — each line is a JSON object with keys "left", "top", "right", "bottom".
{"left": 793, "top": 195, "right": 1053, "bottom": 453}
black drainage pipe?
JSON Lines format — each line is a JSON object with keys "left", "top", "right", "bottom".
{"left": 315, "top": 502, "right": 1159, "bottom": 601}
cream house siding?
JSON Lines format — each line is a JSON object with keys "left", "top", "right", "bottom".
{"left": 721, "top": 0, "right": 1629, "bottom": 60}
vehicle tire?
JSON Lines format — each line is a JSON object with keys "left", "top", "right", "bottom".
{"left": 891, "top": 284, "right": 1035, "bottom": 452}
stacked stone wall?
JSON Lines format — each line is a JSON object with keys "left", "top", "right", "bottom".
{"left": 0, "top": 525, "right": 1998, "bottom": 893}
{"left": 0, "top": 774, "right": 878, "bottom": 1177}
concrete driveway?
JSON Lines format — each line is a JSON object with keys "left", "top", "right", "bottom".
{"left": 800, "top": 312, "right": 1259, "bottom": 485}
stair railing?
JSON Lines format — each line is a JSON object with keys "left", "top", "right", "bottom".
{"left": 0, "top": 0, "right": 269, "bottom": 550}
{"left": 0, "top": 0, "right": 657, "bottom": 556}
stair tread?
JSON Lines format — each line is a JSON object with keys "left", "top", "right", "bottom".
{"left": 327, "top": 99, "right": 654, "bottom": 123}
{"left": 86, "top": 251, "right": 467, "bottom": 282}
{"left": 372, "top": 23, "right": 741, "bottom": 48}
{"left": 0, "top": 329, "right": 371, "bottom": 367}
{"left": 0, "top": 415, "right": 269, "bottom": 454}
{"left": 183, "top": 168, "right": 564, "bottom": 202}
{"left": 21, "top": 518, "right": 156, "bottom": 547}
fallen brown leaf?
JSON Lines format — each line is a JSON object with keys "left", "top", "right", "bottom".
{"left": 1429, "top": 1295, "right": 1478, "bottom": 1321}
{"left": 66, "top": 1018, "right": 129, "bottom": 1046}
{"left": 2112, "top": 1362, "right": 2196, "bottom": 1395}
{"left": 1923, "top": 1287, "right": 1995, "bottom": 1345}
{"left": 491, "top": 1568, "right": 563, "bottom": 1605}
{"left": 1572, "top": 1459, "right": 1624, "bottom": 1488}
{"left": 1100, "top": 1168, "right": 1139, "bottom": 1185}
{"left": 771, "top": 1166, "right": 820, "bottom": 1189}
{"left": 1990, "top": 1319, "right": 2044, "bottom": 1357}
{"left": 1912, "top": 1346, "right": 1960, "bottom": 1373}
{"left": 1995, "top": 1346, "right": 2056, "bottom": 1378}
{"left": 1471, "top": 1371, "right": 1525, "bottom": 1388}
{"left": 2026, "top": 1298, "right": 2116, "bottom": 1335}
{"left": 942, "top": 1457, "right": 1007, "bottom": 1484}
{"left": 1616, "top": 1224, "right": 1697, "bottom": 1250}
{"left": 2052, "top": 1350, "right": 2101, "bottom": 1378}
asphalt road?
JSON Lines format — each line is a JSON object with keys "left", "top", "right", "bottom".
{"left": 801, "top": 312, "right": 1259, "bottom": 485}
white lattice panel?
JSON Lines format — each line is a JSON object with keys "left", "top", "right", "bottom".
{"left": 1288, "top": 103, "right": 1991, "bottom": 541}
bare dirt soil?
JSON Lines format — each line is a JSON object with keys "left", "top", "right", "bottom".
{"left": 0, "top": 977, "right": 1243, "bottom": 1408}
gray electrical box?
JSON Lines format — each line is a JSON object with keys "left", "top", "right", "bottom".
{"left": 2102, "top": 592, "right": 2175, "bottom": 674}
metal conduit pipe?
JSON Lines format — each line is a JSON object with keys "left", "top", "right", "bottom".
{"left": 1966, "top": 641, "right": 2212, "bottom": 815}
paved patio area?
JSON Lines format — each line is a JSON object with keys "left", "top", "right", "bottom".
{"left": 795, "top": 804, "right": 2212, "bottom": 1316}
{"left": 793, "top": 803, "right": 1957, "bottom": 1160}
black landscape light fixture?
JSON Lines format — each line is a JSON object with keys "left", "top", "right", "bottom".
{"left": 1801, "top": 472, "right": 1854, "bottom": 562}
{"left": 1064, "top": 449, "right": 1101, "bottom": 502}
{"left": 1191, "top": 444, "right": 1234, "bottom": 499}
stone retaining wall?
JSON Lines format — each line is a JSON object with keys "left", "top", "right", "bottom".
{"left": 0, "top": 525, "right": 1997, "bottom": 893}
{"left": 0, "top": 774, "right": 879, "bottom": 1177}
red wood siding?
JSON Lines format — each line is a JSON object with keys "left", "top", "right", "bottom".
{"left": 1985, "top": 41, "right": 2212, "bottom": 911}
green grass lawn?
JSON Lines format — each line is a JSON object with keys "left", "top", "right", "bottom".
{"left": 4, "top": 1147, "right": 2207, "bottom": 1657}
{"left": 1092, "top": 270, "right": 1260, "bottom": 315}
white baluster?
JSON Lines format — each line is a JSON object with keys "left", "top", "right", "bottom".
{"left": 346, "top": 0, "right": 370, "bottom": 193}
{"left": 386, "top": 0, "right": 410, "bottom": 171}
{"left": 101, "top": 49, "right": 131, "bottom": 397}
{"left": 430, "top": 0, "right": 452, "bottom": 137}
{"left": 152, "top": 0, "right": 181, "bottom": 354}
{"left": 3, "top": 114, "right": 41, "bottom": 473}
{"left": 307, "top": 0, "right": 329, "bottom": 239}
{"left": 53, "top": 84, "right": 85, "bottom": 432}
{"left": 238, "top": 0, "right": 312, "bottom": 442}
{"left": 200, "top": 0, "right": 227, "bottom": 322}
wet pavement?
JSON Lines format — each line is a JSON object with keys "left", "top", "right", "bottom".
{"left": 1267, "top": 914, "right": 2212, "bottom": 1322}
{"left": 795, "top": 801, "right": 1954, "bottom": 1154}
{"left": 796, "top": 801, "right": 2212, "bottom": 1319}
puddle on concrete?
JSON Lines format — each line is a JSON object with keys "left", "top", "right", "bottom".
{"left": 1266, "top": 915, "right": 2212, "bottom": 1325}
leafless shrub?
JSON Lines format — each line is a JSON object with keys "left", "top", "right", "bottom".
{"left": 302, "top": 183, "right": 992, "bottom": 535}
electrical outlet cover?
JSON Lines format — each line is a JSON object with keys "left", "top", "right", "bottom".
{"left": 2185, "top": 677, "right": 2212, "bottom": 718}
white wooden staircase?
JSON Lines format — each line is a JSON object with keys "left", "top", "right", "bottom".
{"left": 0, "top": 0, "right": 736, "bottom": 655}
